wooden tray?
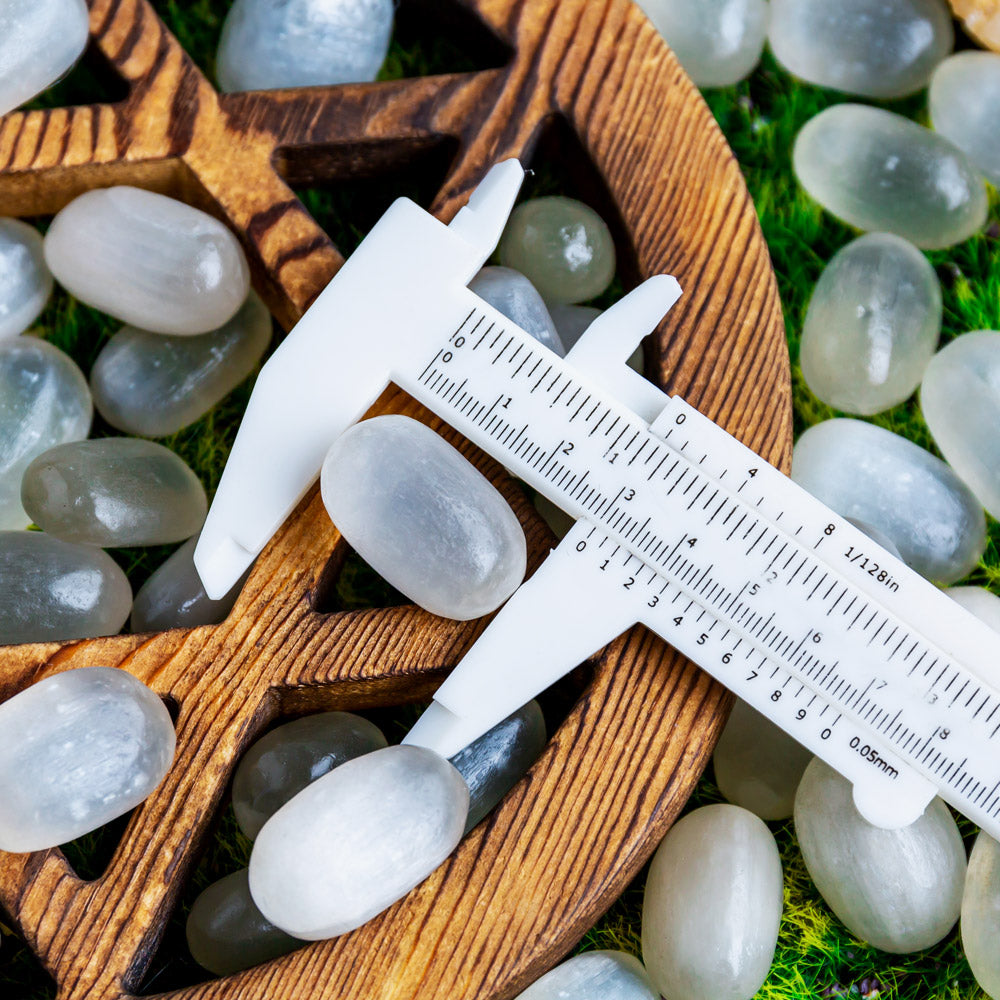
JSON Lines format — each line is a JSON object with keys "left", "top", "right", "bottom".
{"left": 0, "top": 2, "right": 790, "bottom": 998}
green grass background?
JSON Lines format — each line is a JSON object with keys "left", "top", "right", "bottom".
{"left": 1, "top": 2, "right": 999, "bottom": 997}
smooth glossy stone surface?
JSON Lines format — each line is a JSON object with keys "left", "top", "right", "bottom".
{"left": 469, "top": 267, "right": 564, "bottom": 356}
{"left": 44, "top": 187, "right": 250, "bottom": 335}
{"left": 791, "top": 419, "right": 985, "bottom": 584}
{"left": 948, "top": 585, "right": 1000, "bottom": 635}
{"left": 769, "top": 0, "right": 953, "bottom": 98}
{"left": 216, "top": 0, "right": 393, "bottom": 92}
{"left": 637, "top": 0, "right": 768, "bottom": 86}
{"left": 22, "top": 438, "right": 207, "bottom": 547}
{"left": 0, "top": 219, "right": 53, "bottom": 339}
{"left": 930, "top": 52, "right": 1000, "bottom": 188}
{"left": 0, "top": 0, "right": 89, "bottom": 116}
{"left": 0, "top": 337, "right": 91, "bottom": 530}
{"left": 712, "top": 700, "right": 812, "bottom": 821}
{"left": 130, "top": 535, "right": 249, "bottom": 633}
{"left": 922, "top": 331, "right": 1000, "bottom": 521}
{"left": 450, "top": 700, "right": 546, "bottom": 834}
{"left": 799, "top": 233, "right": 941, "bottom": 415}
{"left": 249, "top": 745, "right": 468, "bottom": 939}
{"left": 847, "top": 517, "right": 904, "bottom": 560}
{"left": 549, "top": 303, "right": 645, "bottom": 373}
{"left": 321, "top": 415, "right": 526, "bottom": 620}
{"left": 186, "top": 868, "right": 301, "bottom": 976}
{"left": 641, "top": 804, "right": 782, "bottom": 1000}
{"left": 499, "top": 197, "right": 616, "bottom": 304}
{"left": 0, "top": 531, "right": 131, "bottom": 644}
{"left": 794, "top": 757, "right": 965, "bottom": 953}
{"left": 0, "top": 667, "right": 175, "bottom": 852}
{"left": 516, "top": 951, "right": 659, "bottom": 1000}
{"left": 233, "top": 711, "right": 388, "bottom": 840}
{"left": 91, "top": 292, "right": 272, "bottom": 437}
{"left": 793, "top": 105, "right": 988, "bottom": 250}
{"left": 961, "top": 832, "right": 1000, "bottom": 1000}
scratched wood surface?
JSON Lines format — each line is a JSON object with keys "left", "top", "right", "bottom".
{"left": 0, "top": 2, "right": 790, "bottom": 998}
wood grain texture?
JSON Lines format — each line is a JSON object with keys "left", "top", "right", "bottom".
{"left": 0, "top": 2, "right": 790, "bottom": 998}
{"left": 950, "top": 0, "right": 1000, "bottom": 50}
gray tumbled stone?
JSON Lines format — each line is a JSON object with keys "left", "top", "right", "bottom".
{"left": 549, "top": 303, "right": 645, "bottom": 373}
{"left": 846, "top": 518, "right": 904, "bottom": 560}
{"left": 516, "top": 951, "right": 659, "bottom": 1000}
{"left": 793, "top": 104, "right": 988, "bottom": 250}
{"left": 469, "top": 267, "right": 564, "bottom": 356}
{"left": 961, "top": 832, "right": 1000, "bottom": 1000}
{"left": 0, "top": 219, "right": 53, "bottom": 339}
{"left": 21, "top": 438, "right": 207, "bottom": 547}
{"left": 0, "top": 666, "right": 175, "bottom": 852}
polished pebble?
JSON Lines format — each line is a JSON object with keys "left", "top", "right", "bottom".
{"left": 961, "top": 832, "right": 1000, "bottom": 1000}
{"left": 499, "top": 197, "right": 616, "bottom": 304}
{"left": 91, "top": 292, "right": 272, "bottom": 437}
{"left": 793, "top": 104, "right": 988, "bottom": 250}
{"left": 712, "top": 700, "right": 812, "bottom": 821}
{"left": 0, "top": 531, "right": 131, "bottom": 645}
{"left": 791, "top": 419, "right": 985, "bottom": 584}
{"left": 44, "top": 187, "right": 250, "bottom": 335}
{"left": 0, "top": 337, "right": 91, "bottom": 530}
{"left": 847, "top": 517, "right": 904, "bottom": 560}
{"left": 22, "top": 438, "right": 207, "bottom": 547}
{"left": 216, "top": 0, "right": 393, "bottom": 92}
{"left": 233, "top": 711, "right": 388, "bottom": 840}
{"left": 0, "top": 667, "right": 175, "bottom": 852}
{"left": 321, "top": 415, "right": 526, "bottom": 620}
{"left": 249, "top": 744, "right": 468, "bottom": 939}
{"left": 450, "top": 700, "right": 546, "bottom": 834}
{"left": 948, "top": 585, "right": 1000, "bottom": 635}
{"left": 799, "top": 233, "right": 941, "bottom": 415}
{"left": 550, "top": 303, "right": 645, "bottom": 373}
{"left": 641, "top": 804, "right": 782, "bottom": 1000}
{"left": 0, "top": 219, "right": 53, "bottom": 340}
{"left": 0, "top": 0, "right": 89, "bottom": 116}
{"left": 930, "top": 51, "right": 1000, "bottom": 187}
{"left": 637, "top": 0, "right": 768, "bottom": 86}
{"left": 794, "top": 757, "right": 965, "bottom": 953}
{"left": 186, "top": 868, "right": 301, "bottom": 976}
{"left": 469, "top": 267, "right": 564, "bottom": 356}
{"left": 922, "top": 331, "right": 1000, "bottom": 521}
{"left": 516, "top": 950, "right": 659, "bottom": 1000}
{"left": 769, "top": 0, "right": 954, "bottom": 98}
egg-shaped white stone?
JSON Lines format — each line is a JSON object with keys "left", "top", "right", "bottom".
{"left": 469, "top": 267, "right": 564, "bottom": 356}
{"left": 0, "top": 219, "right": 53, "bottom": 340}
{"left": 961, "top": 832, "right": 1000, "bottom": 1000}
{"left": 947, "top": 585, "right": 1000, "bottom": 635}
{"left": 516, "top": 951, "right": 659, "bottom": 1000}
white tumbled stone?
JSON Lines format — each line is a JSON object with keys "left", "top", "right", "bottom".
{"left": 44, "top": 187, "right": 250, "bottom": 335}
{"left": 0, "top": 667, "right": 175, "bottom": 852}
{"left": 516, "top": 951, "right": 659, "bottom": 1000}
{"left": 0, "top": 336, "right": 91, "bottom": 530}
{"left": 791, "top": 419, "right": 985, "bottom": 584}
{"left": 321, "top": 415, "right": 526, "bottom": 620}
{"left": 799, "top": 233, "right": 941, "bottom": 415}
{"left": 769, "top": 0, "right": 953, "bottom": 98}
{"left": 794, "top": 757, "right": 966, "bottom": 953}
{"left": 248, "top": 744, "right": 468, "bottom": 939}
{"left": 947, "top": 586, "right": 1000, "bottom": 635}
{"left": 216, "top": 0, "right": 393, "bottom": 93}
{"left": 469, "top": 267, "right": 564, "bottom": 356}
{"left": 793, "top": 105, "right": 988, "bottom": 250}
{"left": 641, "top": 804, "right": 782, "bottom": 1000}
{"left": 0, "top": 219, "right": 53, "bottom": 339}
{"left": 961, "top": 832, "right": 1000, "bottom": 1000}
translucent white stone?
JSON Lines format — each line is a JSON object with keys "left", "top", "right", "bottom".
{"left": 91, "top": 292, "right": 272, "bottom": 437}
{"left": 21, "top": 438, "right": 207, "bottom": 547}
{"left": 947, "top": 585, "right": 1000, "bottom": 635}
{"left": 0, "top": 219, "right": 53, "bottom": 339}
{"left": 216, "top": 0, "right": 393, "bottom": 93}
{"left": 637, "top": 0, "right": 768, "bottom": 87}
{"left": 961, "top": 832, "right": 1000, "bottom": 1000}
{"left": 516, "top": 951, "right": 659, "bottom": 1000}
{"left": 930, "top": 52, "right": 1000, "bottom": 188}
{"left": 922, "top": 331, "right": 1000, "bottom": 521}
{"left": 549, "top": 303, "right": 645, "bottom": 374}
{"left": 232, "top": 711, "right": 388, "bottom": 840}
{"left": 0, "top": 531, "right": 131, "bottom": 645}
{"left": 248, "top": 744, "right": 468, "bottom": 939}
{"left": 499, "top": 197, "right": 616, "bottom": 305}
{"left": 794, "top": 757, "right": 965, "bottom": 953}
{"left": 641, "top": 804, "right": 782, "bottom": 1000}
{"left": 769, "top": 0, "right": 954, "bottom": 98}
{"left": 0, "top": 666, "right": 175, "bottom": 852}
{"left": 321, "top": 415, "right": 526, "bottom": 620}
{"left": 799, "top": 233, "right": 941, "bottom": 415}
{"left": 0, "top": 0, "right": 90, "bottom": 116}
{"left": 712, "top": 700, "right": 812, "bottom": 821}
{"left": 0, "top": 336, "right": 92, "bottom": 530}
{"left": 44, "top": 187, "right": 250, "bottom": 335}
{"left": 846, "top": 517, "right": 904, "bottom": 560}
{"left": 791, "top": 419, "right": 985, "bottom": 584}
{"left": 469, "top": 267, "right": 564, "bottom": 356}
{"left": 793, "top": 105, "right": 988, "bottom": 250}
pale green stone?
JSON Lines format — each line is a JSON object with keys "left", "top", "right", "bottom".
{"left": 961, "top": 832, "right": 1000, "bottom": 1000}
{"left": 0, "top": 219, "right": 53, "bottom": 339}
{"left": 516, "top": 951, "right": 659, "bottom": 1000}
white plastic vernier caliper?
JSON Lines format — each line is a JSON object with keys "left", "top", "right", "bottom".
{"left": 196, "top": 160, "right": 1000, "bottom": 839}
